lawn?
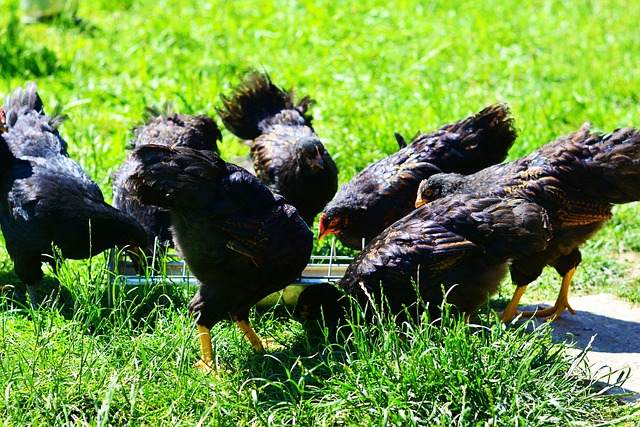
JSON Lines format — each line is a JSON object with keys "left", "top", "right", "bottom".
{"left": 1, "top": 0, "right": 640, "bottom": 425}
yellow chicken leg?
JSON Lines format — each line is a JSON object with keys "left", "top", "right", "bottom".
{"left": 499, "top": 285, "right": 528, "bottom": 323}
{"left": 194, "top": 324, "right": 215, "bottom": 372}
{"left": 521, "top": 266, "right": 577, "bottom": 321}
{"left": 233, "top": 316, "right": 282, "bottom": 352}
{"left": 234, "top": 316, "right": 268, "bottom": 352}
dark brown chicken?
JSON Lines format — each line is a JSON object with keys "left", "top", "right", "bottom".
{"left": 298, "top": 194, "right": 551, "bottom": 325}
{"left": 0, "top": 83, "right": 147, "bottom": 308}
{"left": 112, "top": 106, "right": 222, "bottom": 266}
{"left": 125, "top": 144, "right": 313, "bottom": 370}
{"left": 318, "top": 104, "right": 517, "bottom": 250}
{"left": 217, "top": 70, "right": 338, "bottom": 226}
{"left": 416, "top": 123, "right": 640, "bottom": 321}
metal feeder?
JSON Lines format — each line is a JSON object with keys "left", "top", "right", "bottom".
{"left": 109, "top": 238, "right": 353, "bottom": 308}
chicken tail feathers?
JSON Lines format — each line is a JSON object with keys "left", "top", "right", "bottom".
{"left": 429, "top": 103, "right": 517, "bottom": 175}
{"left": 577, "top": 125, "right": 640, "bottom": 204}
{"left": 2, "top": 82, "right": 66, "bottom": 131}
{"left": 2, "top": 82, "right": 45, "bottom": 128}
{"left": 143, "top": 103, "right": 175, "bottom": 122}
{"left": 217, "top": 70, "right": 314, "bottom": 140}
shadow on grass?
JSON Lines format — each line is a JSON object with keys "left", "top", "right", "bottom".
{"left": 0, "top": 270, "right": 76, "bottom": 319}
{"left": 0, "top": 261, "right": 190, "bottom": 336}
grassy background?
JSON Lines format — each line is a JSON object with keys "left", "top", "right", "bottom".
{"left": 1, "top": 0, "right": 640, "bottom": 425}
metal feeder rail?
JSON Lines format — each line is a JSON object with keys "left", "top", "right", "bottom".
{"left": 109, "top": 238, "right": 353, "bottom": 307}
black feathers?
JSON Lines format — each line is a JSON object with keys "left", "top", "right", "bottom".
{"left": 319, "top": 104, "right": 517, "bottom": 249}
{"left": 125, "top": 144, "right": 313, "bottom": 329}
{"left": 218, "top": 70, "right": 338, "bottom": 226}
{"left": 0, "top": 83, "right": 146, "bottom": 307}
{"left": 112, "top": 107, "right": 223, "bottom": 263}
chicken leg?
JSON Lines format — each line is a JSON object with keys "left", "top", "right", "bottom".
{"left": 520, "top": 266, "right": 577, "bottom": 321}
{"left": 194, "top": 316, "right": 279, "bottom": 372}
{"left": 234, "top": 316, "right": 266, "bottom": 353}
{"left": 500, "top": 266, "right": 577, "bottom": 323}
{"left": 498, "top": 285, "right": 528, "bottom": 323}
{"left": 194, "top": 324, "right": 215, "bottom": 372}
{"left": 26, "top": 285, "right": 39, "bottom": 310}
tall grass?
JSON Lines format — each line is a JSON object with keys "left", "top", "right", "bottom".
{"left": 1, "top": 270, "right": 634, "bottom": 425}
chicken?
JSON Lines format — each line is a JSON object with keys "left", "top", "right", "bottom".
{"left": 0, "top": 83, "right": 147, "bottom": 308}
{"left": 112, "top": 106, "right": 222, "bottom": 266}
{"left": 318, "top": 104, "right": 517, "bottom": 250}
{"left": 416, "top": 123, "right": 640, "bottom": 321}
{"left": 298, "top": 194, "right": 550, "bottom": 325}
{"left": 217, "top": 70, "right": 338, "bottom": 226}
{"left": 125, "top": 144, "right": 313, "bottom": 370}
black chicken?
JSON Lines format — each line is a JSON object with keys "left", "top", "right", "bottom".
{"left": 112, "top": 106, "right": 222, "bottom": 265}
{"left": 318, "top": 104, "right": 517, "bottom": 250}
{"left": 416, "top": 123, "right": 640, "bottom": 321}
{"left": 125, "top": 144, "right": 313, "bottom": 370}
{"left": 217, "top": 70, "right": 338, "bottom": 226}
{"left": 298, "top": 194, "right": 551, "bottom": 325}
{"left": 0, "top": 83, "right": 147, "bottom": 308}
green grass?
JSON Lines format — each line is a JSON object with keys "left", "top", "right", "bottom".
{"left": 1, "top": 0, "right": 640, "bottom": 424}
{"left": 1, "top": 283, "right": 635, "bottom": 426}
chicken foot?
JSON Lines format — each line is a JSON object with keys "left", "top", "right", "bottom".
{"left": 234, "top": 316, "right": 283, "bottom": 352}
{"left": 499, "top": 266, "right": 577, "bottom": 323}
{"left": 194, "top": 317, "right": 281, "bottom": 372}
{"left": 520, "top": 266, "right": 577, "bottom": 321}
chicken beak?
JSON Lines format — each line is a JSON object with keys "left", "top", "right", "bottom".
{"left": 318, "top": 213, "right": 331, "bottom": 241}
{"left": 415, "top": 195, "right": 426, "bottom": 208}
{"left": 318, "top": 227, "right": 331, "bottom": 241}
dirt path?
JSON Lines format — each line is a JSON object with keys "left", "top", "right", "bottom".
{"left": 519, "top": 293, "right": 640, "bottom": 403}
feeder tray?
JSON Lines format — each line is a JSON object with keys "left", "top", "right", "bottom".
{"left": 109, "top": 238, "right": 353, "bottom": 308}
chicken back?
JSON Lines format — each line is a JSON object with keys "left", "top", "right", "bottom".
{"left": 416, "top": 123, "right": 640, "bottom": 321}
{"left": 299, "top": 195, "right": 551, "bottom": 325}
{"left": 318, "top": 104, "right": 517, "bottom": 249}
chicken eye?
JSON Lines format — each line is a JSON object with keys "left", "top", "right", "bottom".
{"left": 422, "top": 188, "right": 434, "bottom": 198}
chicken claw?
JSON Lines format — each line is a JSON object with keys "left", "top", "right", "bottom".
{"left": 233, "top": 316, "right": 283, "bottom": 352}
{"left": 520, "top": 267, "right": 577, "bottom": 321}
